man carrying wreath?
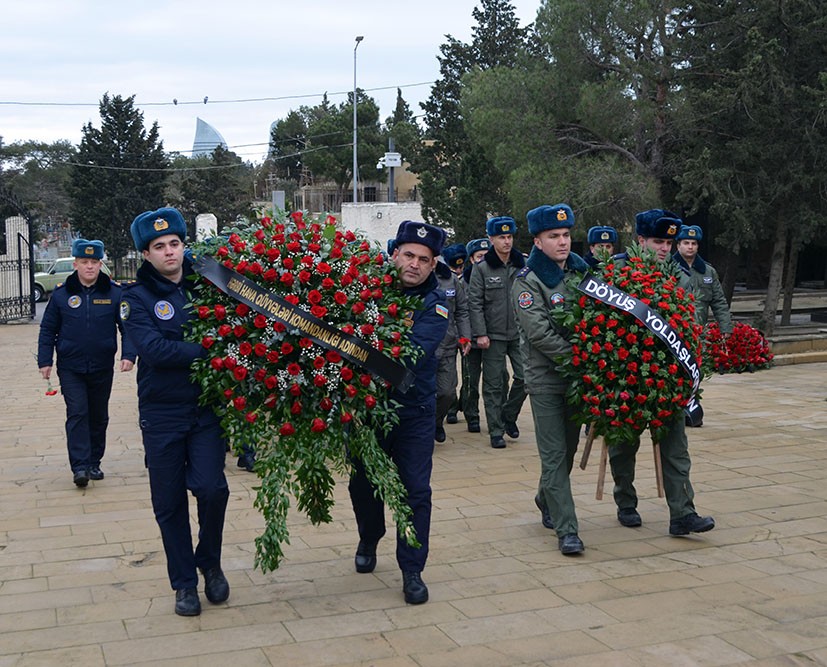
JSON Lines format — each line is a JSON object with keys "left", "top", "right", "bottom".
{"left": 348, "top": 220, "right": 449, "bottom": 605}
{"left": 609, "top": 209, "right": 715, "bottom": 536}
{"left": 512, "top": 204, "right": 590, "bottom": 555}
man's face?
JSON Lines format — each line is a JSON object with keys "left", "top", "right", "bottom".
{"left": 533, "top": 228, "right": 571, "bottom": 267}
{"left": 639, "top": 236, "right": 673, "bottom": 262}
{"left": 590, "top": 242, "right": 614, "bottom": 257}
{"left": 490, "top": 234, "right": 513, "bottom": 256}
{"left": 142, "top": 234, "right": 185, "bottom": 278}
{"left": 74, "top": 258, "right": 102, "bottom": 286}
{"left": 393, "top": 243, "right": 436, "bottom": 288}
{"left": 677, "top": 239, "right": 698, "bottom": 261}
{"left": 470, "top": 250, "right": 487, "bottom": 264}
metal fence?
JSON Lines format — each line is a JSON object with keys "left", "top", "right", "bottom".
{"left": 0, "top": 225, "right": 34, "bottom": 323}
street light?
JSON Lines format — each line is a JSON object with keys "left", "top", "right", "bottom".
{"left": 353, "top": 35, "right": 364, "bottom": 205}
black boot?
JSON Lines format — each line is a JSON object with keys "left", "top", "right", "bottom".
{"left": 402, "top": 571, "right": 429, "bottom": 604}
{"left": 354, "top": 541, "right": 377, "bottom": 573}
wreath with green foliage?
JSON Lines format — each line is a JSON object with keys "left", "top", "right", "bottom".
{"left": 186, "top": 209, "right": 423, "bottom": 572}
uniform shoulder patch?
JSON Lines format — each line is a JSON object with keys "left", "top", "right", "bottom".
{"left": 120, "top": 300, "right": 130, "bottom": 321}
{"left": 154, "top": 300, "right": 175, "bottom": 320}
{"left": 435, "top": 304, "right": 449, "bottom": 318}
{"left": 517, "top": 266, "right": 532, "bottom": 278}
{"left": 517, "top": 291, "right": 534, "bottom": 309}
{"left": 549, "top": 292, "right": 566, "bottom": 305}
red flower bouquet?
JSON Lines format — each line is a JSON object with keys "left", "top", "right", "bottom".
{"left": 704, "top": 321, "right": 773, "bottom": 373}
{"left": 187, "top": 209, "right": 424, "bottom": 572}
{"left": 558, "top": 244, "right": 704, "bottom": 447}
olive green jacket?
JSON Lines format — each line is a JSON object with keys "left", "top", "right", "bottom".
{"left": 512, "top": 248, "right": 589, "bottom": 394}
{"left": 673, "top": 253, "right": 732, "bottom": 333}
{"left": 468, "top": 247, "right": 526, "bottom": 341}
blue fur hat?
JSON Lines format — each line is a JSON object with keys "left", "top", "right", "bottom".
{"left": 527, "top": 204, "right": 575, "bottom": 236}
{"left": 587, "top": 226, "right": 617, "bottom": 245}
{"left": 131, "top": 207, "right": 187, "bottom": 251}
{"left": 71, "top": 238, "right": 104, "bottom": 260}
{"left": 486, "top": 216, "right": 517, "bottom": 237}
{"left": 386, "top": 238, "right": 397, "bottom": 255}
{"left": 395, "top": 220, "right": 446, "bottom": 256}
{"left": 677, "top": 225, "right": 703, "bottom": 241}
{"left": 466, "top": 238, "right": 491, "bottom": 257}
{"left": 635, "top": 209, "right": 682, "bottom": 239}
{"left": 442, "top": 243, "right": 467, "bottom": 269}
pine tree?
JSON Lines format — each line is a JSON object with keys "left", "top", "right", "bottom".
{"left": 69, "top": 94, "right": 168, "bottom": 269}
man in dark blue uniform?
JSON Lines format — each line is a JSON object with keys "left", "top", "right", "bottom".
{"left": 38, "top": 239, "right": 135, "bottom": 487}
{"left": 348, "top": 220, "right": 449, "bottom": 605}
{"left": 120, "top": 207, "right": 230, "bottom": 617}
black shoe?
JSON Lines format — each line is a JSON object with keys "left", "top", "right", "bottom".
{"left": 175, "top": 587, "right": 201, "bottom": 616}
{"left": 237, "top": 453, "right": 255, "bottom": 472}
{"left": 617, "top": 507, "right": 642, "bottom": 527}
{"left": 558, "top": 534, "right": 585, "bottom": 555}
{"left": 73, "top": 469, "right": 89, "bottom": 488}
{"left": 200, "top": 567, "right": 230, "bottom": 603}
{"left": 467, "top": 421, "right": 480, "bottom": 433}
{"left": 402, "top": 571, "right": 429, "bottom": 604}
{"left": 446, "top": 412, "right": 459, "bottom": 424}
{"left": 354, "top": 541, "right": 377, "bottom": 573}
{"left": 534, "top": 494, "right": 554, "bottom": 530}
{"left": 490, "top": 435, "right": 506, "bottom": 449}
{"left": 88, "top": 466, "right": 104, "bottom": 481}
{"left": 434, "top": 425, "right": 446, "bottom": 443}
{"left": 669, "top": 513, "right": 715, "bottom": 536}
{"left": 505, "top": 421, "right": 520, "bottom": 439}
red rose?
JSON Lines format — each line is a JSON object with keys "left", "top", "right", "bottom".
{"left": 254, "top": 314, "right": 268, "bottom": 329}
{"left": 202, "top": 336, "right": 215, "bottom": 349}
{"left": 246, "top": 412, "right": 258, "bottom": 423}
{"left": 326, "top": 350, "right": 342, "bottom": 363}
{"left": 233, "top": 325, "right": 247, "bottom": 338}
{"left": 279, "top": 422, "right": 295, "bottom": 436}
{"left": 214, "top": 304, "right": 226, "bottom": 320}
{"left": 344, "top": 384, "right": 358, "bottom": 398}
{"left": 239, "top": 342, "right": 252, "bottom": 356}
{"left": 310, "top": 305, "right": 328, "bottom": 318}
{"left": 360, "top": 324, "right": 374, "bottom": 336}
{"left": 341, "top": 411, "right": 353, "bottom": 423}
{"left": 281, "top": 342, "right": 294, "bottom": 355}
{"left": 210, "top": 357, "right": 224, "bottom": 370}
{"left": 233, "top": 366, "right": 248, "bottom": 381}
{"left": 198, "top": 306, "right": 211, "bottom": 319}
{"left": 233, "top": 396, "right": 247, "bottom": 411}
{"left": 265, "top": 375, "right": 277, "bottom": 389}
{"left": 320, "top": 397, "right": 333, "bottom": 411}
{"left": 308, "top": 290, "right": 322, "bottom": 305}
{"left": 364, "top": 395, "right": 377, "bottom": 409}
{"left": 254, "top": 343, "right": 267, "bottom": 357}
{"left": 359, "top": 374, "right": 372, "bottom": 387}
{"left": 310, "top": 418, "right": 326, "bottom": 433}
{"left": 282, "top": 257, "right": 295, "bottom": 269}
{"left": 280, "top": 272, "right": 294, "bottom": 287}
{"left": 314, "top": 374, "right": 327, "bottom": 387}
{"left": 391, "top": 346, "right": 402, "bottom": 358}
{"left": 313, "top": 356, "right": 325, "bottom": 369}
{"left": 218, "top": 324, "right": 232, "bottom": 337}
{"left": 298, "top": 270, "right": 312, "bottom": 284}
{"left": 235, "top": 303, "right": 250, "bottom": 317}
{"left": 291, "top": 401, "right": 302, "bottom": 415}
{"left": 316, "top": 262, "right": 332, "bottom": 274}
{"left": 254, "top": 368, "right": 266, "bottom": 382}
{"left": 289, "top": 383, "right": 301, "bottom": 396}
{"left": 352, "top": 302, "right": 365, "bottom": 314}
{"left": 334, "top": 291, "right": 349, "bottom": 305}
{"left": 223, "top": 356, "right": 237, "bottom": 369}
{"left": 266, "top": 350, "right": 279, "bottom": 363}
{"left": 341, "top": 367, "right": 354, "bottom": 381}
{"left": 287, "top": 363, "right": 301, "bottom": 376}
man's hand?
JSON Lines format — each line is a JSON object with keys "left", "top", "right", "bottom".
{"left": 476, "top": 335, "right": 490, "bottom": 350}
{"left": 39, "top": 366, "right": 52, "bottom": 381}
{"left": 120, "top": 359, "right": 134, "bottom": 372}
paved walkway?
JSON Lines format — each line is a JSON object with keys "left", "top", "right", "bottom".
{"left": 2, "top": 319, "right": 827, "bottom": 666}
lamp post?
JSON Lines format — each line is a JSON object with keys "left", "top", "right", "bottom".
{"left": 353, "top": 35, "right": 364, "bottom": 205}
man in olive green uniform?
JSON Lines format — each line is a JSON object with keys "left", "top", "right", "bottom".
{"left": 609, "top": 209, "right": 715, "bottom": 536}
{"left": 512, "top": 204, "right": 589, "bottom": 554}
{"left": 674, "top": 225, "right": 732, "bottom": 333}
{"left": 468, "top": 217, "right": 527, "bottom": 449}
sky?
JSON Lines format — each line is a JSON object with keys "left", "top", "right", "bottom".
{"left": 2, "top": 0, "right": 541, "bottom": 163}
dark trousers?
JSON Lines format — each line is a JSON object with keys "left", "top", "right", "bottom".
{"left": 435, "top": 351, "right": 459, "bottom": 426}
{"left": 57, "top": 367, "right": 114, "bottom": 472}
{"left": 140, "top": 409, "right": 229, "bottom": 590}
{"left": 348, "top": 405, "right": 435, "bottom": 573}
{"left": 458, "top": 348, "right": 483, "bottom": 422}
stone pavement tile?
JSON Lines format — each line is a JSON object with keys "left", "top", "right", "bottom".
{"left": 746, "top": 593, "right": 827, "bottom": 624}
{"left": 0, "top": 644, "right": 106, "bottom": 667}
{"left": 0, "top": 576, "right": 48, "bottom": 596}
{"left": 0, "top": 609, "right": 54, "bottom": 635}
{"left": 261, "top": 634, "right": 397, "bottom": 667}
{"left": 102, "top": 622, "right": 293, "bottom": 665}
{"left": 482, "top": 630, "right": 610, "bottom": 664}
{"left": 548, "top": 579, "right": 626, "bottom": 605}
{"left": 56, "top": 599, "right": 150, "bottom": 626}
{"left": 383, "top": 625, "right": 458, "bottom": 656}
{"left": 413, "top": 644, "right": 529, "bottom": 667}
{"left": 139, "top": 649, "right": 272, "bottom": 667}
{"left": 0, "top": 587, "right": 92, "bottom": 615}
{"left": 283, "top": 609, "right": 396, "bottom": 643}
{"left": 384, "top": 601, "right": 468, "bottom": 629}
{"left": 437, "top": 609, "right": 562, "bottom": 646}
{"left": 603, "top": 569, "right": 705, "bottom": 596}
{"left": 2, "top": 620, "right": 127, "bottom": 655}
{"left": 621, "top": 635, "right": 755, "bottom": 666}
{"left": 721, "top": 617, "right": 827, "bottom": 660}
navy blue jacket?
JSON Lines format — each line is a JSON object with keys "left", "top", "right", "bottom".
{"left": 393, "top": 271, "right": 449, "bottom": 409}
{"left": 121, "top": 258, "right": 207, "bottom": 414}
{"left": 38, "top": 271, "right": 135, "bottom": 372}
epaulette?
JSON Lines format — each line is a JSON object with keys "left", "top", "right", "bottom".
{"left": 517, "top": 265, "right": 532, "bottom": 278}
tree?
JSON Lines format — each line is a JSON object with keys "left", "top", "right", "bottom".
{"left": 0, "top": 139, "right": 76, "bottom": 241}
{"left": 69, "top": 94, "right": 168, "bottom": 270}
{"left": 462, "top": 1, "right": 689, "bottom": 241}
{"left": 676, "top": 0, "right": 827, "bottom": 334}
{"left": 383, "top": 88, "right": 423, "bottom": 170}
{"left": 165, "top": 146, "right": 254, "bottom": 231}
{"left": 268, "top": 108, "right": 313, "bottom": 184}
{"left": 412, "top": 0, "right": 533, "bottom": 242}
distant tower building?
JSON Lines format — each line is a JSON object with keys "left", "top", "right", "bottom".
{"left": 192, "top": 118, "right": 228, "bottom": 156}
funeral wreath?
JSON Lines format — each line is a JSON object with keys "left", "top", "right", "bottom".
{"left": 186, "top": 209, "right": 423, "bottom": 572}
{"left": 557, "top": 244, "right": 705, "bottom": 448}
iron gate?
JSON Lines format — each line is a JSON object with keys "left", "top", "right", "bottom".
{"left": 0, "top": 187, "right": 36, "bottom": 323}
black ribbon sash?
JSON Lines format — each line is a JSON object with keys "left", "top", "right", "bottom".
{"left": 576, "top": 275, "right": 701, "bottom": 406}
{"left": 194, "top": 255, "right": 415, "bottom": 392}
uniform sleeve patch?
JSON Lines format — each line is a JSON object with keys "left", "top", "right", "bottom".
{"left": 517, "top": 291, "right": 534, "bottom": 309}
{"left": 435, "top": 304, "right": 449, "bottom": 318}
{"left": 120, "top": 300, "right": 130, "bottom": 321}
{"left": 549, "top": 292, "right": 566, "bottom": 305}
